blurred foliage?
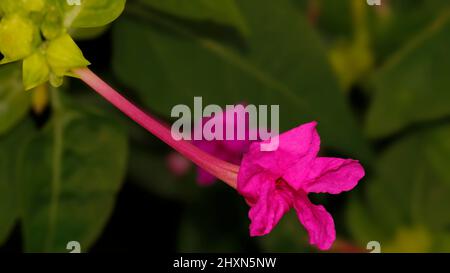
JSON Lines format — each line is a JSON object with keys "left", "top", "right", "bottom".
{"left": 347, "top": 124, "right": 450, "bottom": 252}
{"left": 138, "top": 0, "right": 249, "bottom": 35}
{"left": 0, "top": 64, "right": 31, "bottom": 135}
{"left": 0, "top": 0, "right": 449, "bottom": 253}
{"left": 367, "top": 9, "right": 450, "bottom": 138}
{"left": 177, "top": 185, "right": 253, "bottom": 252}
{"left": 113, "top": 0, "right": 372, "bottom": 162}
{"left": 19, "top": 95, "right": 128, "bottom": 252}
{"left": 0, "top": 119, "right": 35, "bottom": 245}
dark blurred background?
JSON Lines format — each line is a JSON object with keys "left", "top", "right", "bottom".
{"left": 0, "top": 0, "right": 449, "bottom": 253}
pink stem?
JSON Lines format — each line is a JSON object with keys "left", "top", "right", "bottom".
{"left": 74, "top": 68, "right": 239, "bottom": 189}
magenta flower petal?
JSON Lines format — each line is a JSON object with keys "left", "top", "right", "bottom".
{"left": 249, "top": 121, "right": 320, "bottom": 182}
{"left": 293, "top": 192, "right": 335, "bottom": 250}
{"left": 303, "top": 157, "right": 365, "bottom": 194}
{"left": 237, "top": 164, "right": 269, "bottom": 203}
{"left": 276, "top": 121, "right": 320, "bottom": 159}
{"left": 248, "top": 180, "right": 292, "bottom": 236}
{"left": 237, "top": 121, "right": 364, "bottom": 250}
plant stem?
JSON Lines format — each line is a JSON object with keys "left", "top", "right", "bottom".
{"left": 46, "top": 86, "right": 63, "bottom": 251}
{"left": 74, "top": 68, "right": 239, "bottom": 189}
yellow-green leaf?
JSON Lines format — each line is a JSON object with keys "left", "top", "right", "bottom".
{"left": 62, "top": 0, "right": 126, "bottom": 28}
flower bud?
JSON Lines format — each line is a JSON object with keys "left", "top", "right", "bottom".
{"left": 23, "top": 51, "right": 50, "bottom": 90}
{"left": 22, "top": 0, "right": 46, "bottom": 13}
{"left": 46, "top": 34, "right": 90, "bottom": 78}
{"left": 0, "top": 14, "right": 36, "bottom": 62}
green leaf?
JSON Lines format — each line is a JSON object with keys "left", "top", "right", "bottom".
{"left": 62, "top": 0, "right": 126, "bottom": 28}
{"left": 370, "top": 0, "right": 450, "bottom": 60}
{"left": 138, "top": 0, "right": 249, "bottom": 35}
{"left": 346, "top": 123, "right": 450, "bottom": 252}
{"left": 113, "top": 0, "right": 372, "bottom": 162}
{"left": 366, "top": 9, "right": 450, "bottom": 138}
{"left": 0, "top": 63, "right": 31, "bottom": 135}
{"left": 18, "top": 105, "right": 128, "bottom": 252}
{"left": 0, "top": 120, "right": 36, "bottom": 246}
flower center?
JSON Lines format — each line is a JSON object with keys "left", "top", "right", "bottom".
{"left": 275, "top": 177, "right": 284, "bottom": 187}
{"left": 275, "top": 177, "right": 292, "bottom": 191}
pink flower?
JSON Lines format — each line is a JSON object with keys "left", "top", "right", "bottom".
{"left": 237, "top": 121, "right": 365, "bottom": 250}
{"left": 193, "top": 105, "right": 254, "bottom": 185}
{"left": 76, "top": 68, "right": 364, "bottom": 251}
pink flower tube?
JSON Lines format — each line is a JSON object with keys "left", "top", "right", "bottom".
{"left": 193, "top": 104, "right": 255, "bottom": 185}
{"left": 75, "top": 68, "right": 239, "bottom": 189}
